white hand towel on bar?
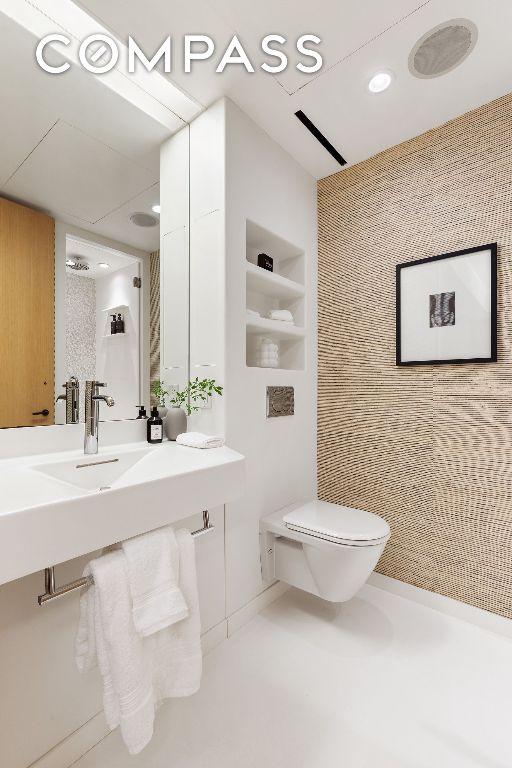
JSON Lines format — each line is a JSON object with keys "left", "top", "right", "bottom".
{"left": 149, "top": 529, "right": 202, "bottom": 700}
{"left": 122, "top": 527, "right": 188, "bottom": 637}
{"left": 176, "top": 432, "right": 225, "bottom": 449}
{"left": 75, "top": 550, "right": 155, "bottom": 755}
{"left": 268, "top": 309, "right": 294, "bottom": 323}
{"left": 76, "top": 532, "right": 203, "bottom": 755}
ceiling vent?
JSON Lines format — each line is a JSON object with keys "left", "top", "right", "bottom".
{"left": 130, "top": 212, "right": 158, "bottom": 228}
{"left": 408, "top": 19, "right": 478, "bottom": 79}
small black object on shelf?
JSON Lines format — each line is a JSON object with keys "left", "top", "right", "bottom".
{"left": 110, "top": 315, "right": 117, "bottom": 335}
{"left": 116, "top": 313, "right": 125, "bottom": 334}
{"left": 257, "top": 253, "right": 273, "bottom": 272}
{"left": 136, "top": 405, "right": 148, "bottom": 419}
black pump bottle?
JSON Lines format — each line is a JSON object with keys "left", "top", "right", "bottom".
{"left": 147, "top": 406, "right": 163, "bottom": 443}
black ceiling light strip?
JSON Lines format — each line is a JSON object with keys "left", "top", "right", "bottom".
{"left": 294, "top": 110, "right": 347, "bottom": 167}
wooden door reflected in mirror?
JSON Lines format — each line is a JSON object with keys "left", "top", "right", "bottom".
{"left": 0, "top": 197, "right": 55, "bottom": 428}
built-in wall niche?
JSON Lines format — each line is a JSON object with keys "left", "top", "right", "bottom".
{"left": 101, "top": 304, "right": 129, "bottom": 337}
{"left": 245, "top": 219, "right": 306, "bottom": 370}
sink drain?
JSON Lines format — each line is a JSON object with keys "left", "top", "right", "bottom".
{"left": 99, "top": 486, "right": 111, "bottom": 491}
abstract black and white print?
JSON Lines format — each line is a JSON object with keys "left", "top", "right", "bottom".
{"left": 430, "top": 292, "right": 455, "bottom": 328}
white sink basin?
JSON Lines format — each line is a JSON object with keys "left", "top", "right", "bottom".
{"left": 32, "top": 447, "right": 154, "bottom": 491}
{"left": 0, "top": 440, "right": 245, "bottom": 586}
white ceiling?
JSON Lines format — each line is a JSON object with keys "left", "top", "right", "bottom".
{"left": 76, "top": 0, "right": 512, "bottom": 178}
{"left": 66, "top": 236, "right": 138, "bottom": 279}
{"left": 1, "top": 0, "right": 510, "bottom": 250}
{"left": 0, "top": 10, "right": 163, "bottom": 251}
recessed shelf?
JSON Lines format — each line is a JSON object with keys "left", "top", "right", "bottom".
{"left": 245, "top": 219, "right": 306, "bottom": 371}
{"left": 246, "top": 316, "right": 306, "bottom": 340}
{"left": 246, "top": 220, "right": 303, "bottom": 262}
{"left": 102, "top": 332, "right": 127, "bottom": 338}
{"left": 101, "top": 304, "right": 129, "bottom": 313}
{"left": 246, "top": 262, "right": 304, "bottom": 300}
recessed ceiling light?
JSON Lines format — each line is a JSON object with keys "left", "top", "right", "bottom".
{"left": 368, "top": 71, "right": 393, "bottom": 93}
{"left": 152, "top": 204, "right": 161, "bottom": 214}
{"left": 98, "top": 262, "right": 110, "bottom": 269}
{"left": 66, "top": 258, "right": 76, "bottom": 267}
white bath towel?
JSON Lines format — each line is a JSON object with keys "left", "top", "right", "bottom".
{"left": 268, "top": 309, "right": 294, "bottom": 323}
{"left": 76, "top": 534, "right": 203, "bottom": 755}
{"left": 176, "top": 432, "right": 225, "bottom": 449}
{"left": 76, "top": 551, "right": 155, "bottom": 755}
{"left": 122, "top": 527, "right": 188, "bottom": 637}
{"left": 149, "top": 529, "right": 202, "bottom": 700}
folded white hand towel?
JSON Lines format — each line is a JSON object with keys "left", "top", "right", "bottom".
{"left": 76, "top": 551, "right": 155, "bottom": 755}
{"left": 149, "top": 530, "right": 202, "bottom": 701}
{"left": 269, "top": 309, "right": 294, "bottom": 323}
{"left": 176, "top": 432, "right": 225, "bottom": 449}
{"left": 246, "top": 308, "right": 260, "bottom": 317}
{"left": 122, "top": 527, "right": 188, "bottom": 638}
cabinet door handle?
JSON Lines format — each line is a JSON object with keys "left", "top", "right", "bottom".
{"left": 32, "top": 409, "right": 50, "bottom": 417}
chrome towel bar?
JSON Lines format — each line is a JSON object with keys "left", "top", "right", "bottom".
{"left": 38, "top": 510, "right": 214, "bottom": 605}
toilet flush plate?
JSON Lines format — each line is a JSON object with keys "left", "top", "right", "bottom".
{"left": 266, "top": 386, "right": 294, "bottom": 417}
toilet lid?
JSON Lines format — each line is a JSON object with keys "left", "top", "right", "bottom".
{"left": 283, "top": 500, "right": 390, "bottom": 546}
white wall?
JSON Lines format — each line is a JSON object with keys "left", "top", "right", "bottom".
{"left": 95, "top": 262, "right": 141, "bottom": 421}
{"left": 223, "top": 100, "right": 317, "bottom": 613}
{"left": 185, "top": 99, "right": 317, "bottom": 614}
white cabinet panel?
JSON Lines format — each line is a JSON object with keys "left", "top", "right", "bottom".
{"left": 161, "top": 227, "right": 189, "bottom": 389}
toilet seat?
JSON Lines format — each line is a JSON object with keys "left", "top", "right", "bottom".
{"left": 283, "top": 500, "right": 390, "bottom": 547}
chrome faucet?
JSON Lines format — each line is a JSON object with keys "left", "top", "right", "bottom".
{"left": 84, "top": 381, "right": 115, "bottom": 454}
{"left": 56, "top": 376, "right": 80, "bottom": 424}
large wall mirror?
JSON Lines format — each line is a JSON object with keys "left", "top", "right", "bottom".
{"left": 0, "top": 11, "right": 189, "bottom": 429}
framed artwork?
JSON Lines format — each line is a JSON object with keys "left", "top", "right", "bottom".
{"left": 396, "top": 243, "right": 497, "bottom": 366}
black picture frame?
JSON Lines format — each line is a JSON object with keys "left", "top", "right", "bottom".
{"left": 396, "top": 243, "right": 498, "bottom": 366}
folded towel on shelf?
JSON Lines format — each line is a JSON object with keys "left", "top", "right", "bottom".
{"left": 149, "top": 530, "right": 202, "bottom": 700}
{"left": 268, "top": 309, "right": 294, "bottom": 323}
{"left": 122, "top": 527, "right": 188, "bottom": 637}
{"left": 75, "top": 550, "right": 155, "bottom": 755}
{"left": 176, "top": 432, "right": 225, "bottom": 449}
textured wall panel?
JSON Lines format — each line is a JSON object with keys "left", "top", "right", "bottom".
{"left": 149, "top": 249, "right": 160, "bottom": 401}
{"left": 65, "top": 272, "right": 96, "bottom": 422}
{"left": 318, "top": 93, "right": 512, "bottom": 618}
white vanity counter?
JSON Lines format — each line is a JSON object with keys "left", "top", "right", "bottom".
{"left": 0, "top": 440, "right": 245, "bottom": 586}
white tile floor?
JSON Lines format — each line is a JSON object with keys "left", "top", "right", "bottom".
{"left": 73, "top": 585, "right": 512, "bottom": 768}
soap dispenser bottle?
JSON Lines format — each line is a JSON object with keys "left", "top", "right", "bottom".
{"left": 116, "top": 313, "right": 125, "bottom": 334}
{"left": 110, "top": 315, "right": 117, "bottom": 335}
{"left": 147, "top": 406, "right": 163, "bottom": 443}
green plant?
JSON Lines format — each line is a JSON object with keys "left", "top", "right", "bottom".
{"left": 151, "top": 379, "right": 169, "bottom": 407}
{"left": 169, "top": 377, "right": 223, "bottom": 416}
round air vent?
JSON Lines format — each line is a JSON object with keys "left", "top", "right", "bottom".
{"left": 130, "top": 212, "right": 158, "bottom": 228}
{"left": 409, "top": 19, "right": 478, "bottom": 79}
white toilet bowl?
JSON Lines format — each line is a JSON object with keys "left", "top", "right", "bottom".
{"left": 260, "top": 500, "right": 390, "bottom": 602}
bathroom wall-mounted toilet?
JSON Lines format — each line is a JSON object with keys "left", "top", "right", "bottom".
{"left": 260, "top": 500, "right": 390, "bottom": 602}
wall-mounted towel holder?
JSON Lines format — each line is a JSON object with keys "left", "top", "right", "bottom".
{"left": 38, "top": 510, "right": 214, "bottom": 605}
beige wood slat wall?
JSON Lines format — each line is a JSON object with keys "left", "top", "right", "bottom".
{"left": 318, "top": 92, "right": 512, "bottom": 618}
